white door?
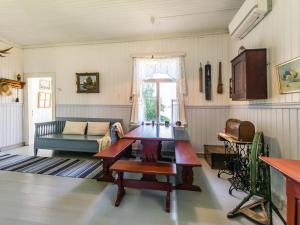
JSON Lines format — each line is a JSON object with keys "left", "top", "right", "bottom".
{"left": 24, "top": 74, "right": 56, "bottom": 145}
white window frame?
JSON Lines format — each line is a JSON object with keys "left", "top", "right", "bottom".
{"left": 143, "top": 78, "right": 177, "bottom": 124}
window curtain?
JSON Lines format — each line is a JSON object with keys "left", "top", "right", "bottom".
{"left": 130, "top": 56, "right": 187, "bottom": 124}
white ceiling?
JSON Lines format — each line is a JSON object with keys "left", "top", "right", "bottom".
{"left": 0, "top": 0, "right": 244, "bottom": 47}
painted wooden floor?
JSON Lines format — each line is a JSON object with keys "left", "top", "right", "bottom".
{"left": 0, "top": 146, "right": 285, "bottom": 225}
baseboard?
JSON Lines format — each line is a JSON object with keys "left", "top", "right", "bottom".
{"left": 0, "top": 142, "right": 25, "bottom": 152}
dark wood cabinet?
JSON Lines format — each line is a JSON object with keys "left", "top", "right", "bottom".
{"left": 230, "top": 49, "right": 267, "bottom": 101}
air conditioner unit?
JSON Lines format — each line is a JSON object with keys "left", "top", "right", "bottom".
{"left": 229, "top": 0, "right": 272, "bottom": 39}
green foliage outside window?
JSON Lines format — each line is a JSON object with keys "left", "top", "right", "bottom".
{"left": 142, "top": 84, "right": 170, "bottom": 123}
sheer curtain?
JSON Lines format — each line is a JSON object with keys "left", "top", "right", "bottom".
{"left": 130, "top": 56, "right": 187, "bottom": 125}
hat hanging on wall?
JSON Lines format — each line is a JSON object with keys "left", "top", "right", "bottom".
{"left": 0, "top": 83, "right": 12, "bottom": 96}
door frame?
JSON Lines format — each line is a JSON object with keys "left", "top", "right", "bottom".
{"left": 23, "top": 72, "right": 56, "bottom": 145}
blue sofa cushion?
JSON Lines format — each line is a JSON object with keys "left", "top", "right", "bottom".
{"left": 39, "top": 134, "right": 103, "bottom": 142}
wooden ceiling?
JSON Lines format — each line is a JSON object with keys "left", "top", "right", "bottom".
{"left": 0, "top": 0, "right": 244, "bottom": 46}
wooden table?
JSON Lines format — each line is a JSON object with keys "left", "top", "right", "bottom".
{"left": 123, "top": 125, "right": 174, "bottom": 162}
{"left": 260, "top": 157, "right": 300, "bottom": 225}
{"left": 123, "top": 125, "right": 174, "bottom": 180}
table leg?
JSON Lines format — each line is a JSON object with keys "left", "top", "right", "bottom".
{"left": 165, "top": 176, "right": 171, "bottom": 213}
{"left": 141, "top": 140, "right": 160, "bottom": 181}
{"left": 141, "top": 140, "right": 160, "bottom": 162}
{"left": 115, "top": 172, "right": 125, "bottom": 207}
{"left": 287, "top": 178, "right": 300, "bottom": 225}
{"left": 176, "top": 166, "right": 202, "bottom": 192}
{"left": 97, "top": 159, "right": 114, "bottom": 182}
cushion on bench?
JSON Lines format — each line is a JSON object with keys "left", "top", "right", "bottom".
{"left": 39, "top": 134, "right": 103, "bottom": 142}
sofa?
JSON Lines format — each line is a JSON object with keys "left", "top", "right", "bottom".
{"left": 34, "top": 117, "right": 124, "bottom": 156}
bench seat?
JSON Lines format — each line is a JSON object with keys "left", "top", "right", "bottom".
{"left": 110, "top": 160, "right": 176, "bottom": 175}
{"left": 94, "top": 139, "right": 135, "bottom": 182}
{"left": 39, "top": 134, "right": 102, "bottom": 141}
{"left": 175, "top": 140, "right": 202, "bottom": 192}
{"left": 110, "top": 160, "right": 176, "bottom": 212}
{"left": 34, "top": 117, "right": 124, "bottom": 156}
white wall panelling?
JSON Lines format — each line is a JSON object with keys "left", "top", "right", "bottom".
{"left": 24, "top": 34, "right": 231, "bottom": 106}
{"left": 230, "top": 0, "right": 300, "bottom": 104}
{"left": 229, "top": 0, "right": 300, "bottom": 207}
{"left": 0, "top": 41, "right": 24, "bottom": 149}
{"left": 56, "top": 104, "right": 229, "bottom": 153}
{"left": 0, "top": 103, "right": 23, "bottom": 149}
{"left": 229, "top": 103, "right": 300, "bottom": 208}
{"left": 56, "top": 104, "right": 132, "bottom": 131}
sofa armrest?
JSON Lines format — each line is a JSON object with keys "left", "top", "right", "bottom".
{"left": 35, "top": 121, "right": 64, "bottom": 138}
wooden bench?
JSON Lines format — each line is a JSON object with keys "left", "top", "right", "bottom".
{"left": 175, "top": 140, "right": 202, "bottom": 192}
{"left": 110, "top": 160, "right": 176, "bottom": 212}
{"left": 94, "top": 139, "right": 135, "bottom": 182}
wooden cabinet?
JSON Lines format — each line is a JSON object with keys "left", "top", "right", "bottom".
{"left": 230, "top": 49, "right": 267, "bottom": 101}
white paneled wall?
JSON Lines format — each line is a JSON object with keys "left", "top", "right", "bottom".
{"left": 186, "top": 106, "right": 229, "bottom": 152}
{"left": 56, "top": 104, "right": 132, "bottom": 131}
{"left": 229, "top": 0, "right": 300, "bottom": 206}
{"left": 56, "top": 104, "right": 229, "bottom": 153}
{"left": 24, "top": 34, "right": 232, "bottom": 152}
{"left": 0, "top": 41, "right": 23, "bottom": 149}
{"left": 229, "top": 104, "right": 300, "bottom": 206}
{"left": 0, "top": 103, "right": 23, "bottom": 149}
{"left": 230, "top": 0, "right": 300, "bottom": 104}
{"left": 24, "top": 34, "right": 231, "bottom": 106}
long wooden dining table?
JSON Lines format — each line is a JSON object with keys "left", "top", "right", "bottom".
{"left": 123, "top": 124, "right": 174, "bottom": 162}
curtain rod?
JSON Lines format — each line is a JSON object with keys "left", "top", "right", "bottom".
{"left": 131, "top": 52, "right": 186, "bottom": 58}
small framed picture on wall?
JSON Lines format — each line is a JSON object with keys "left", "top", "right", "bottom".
{"left": 276, "top": 56, "right": 300, "bottom": 94}
{"left": 39, "top": 79, "right": 51, "bottom": 90}
{"left": 38, "top": 92, "right": 51, "bottom": 108}
{"left": 76, "top": 72, "right": 100, "bottom": 93}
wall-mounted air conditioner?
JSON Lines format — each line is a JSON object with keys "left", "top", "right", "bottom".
{"left": 229, "top": 0, "right": 272, "bottom": 39}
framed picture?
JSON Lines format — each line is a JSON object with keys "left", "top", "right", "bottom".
{"left": 39, "top": 79, "right": 51, "bottom": 90}
{"left": 38, "top": 92, "right": 51, "bottom": 108}
{"left": 276, "top": 56, "right": 300, "bottom": 94}
{"left": 76, "top": 73, "right": 100, "bottom": 93}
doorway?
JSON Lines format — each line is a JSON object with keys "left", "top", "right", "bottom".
{"left": 24, "top": 74, "right": 55, "bottom": 145}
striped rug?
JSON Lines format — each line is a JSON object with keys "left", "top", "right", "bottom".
{"left": 0, "top": 153, "right": 103, "bottom": 179}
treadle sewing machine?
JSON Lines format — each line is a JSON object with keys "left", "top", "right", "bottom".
{"left": 218, "top": 119, "right": 286, "bottom": 225}
{"left": 217, "top": 119, "right": 255, "bottom": 194}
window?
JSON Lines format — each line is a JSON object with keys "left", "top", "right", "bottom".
{"left": 140, "top": 73, "right": 177, "bottom": 124}
{"left": 38, "top": 92, "right": 51, "bottom": 108}
{"left": 130, "top": 56, "right": 187, "bottom": 125}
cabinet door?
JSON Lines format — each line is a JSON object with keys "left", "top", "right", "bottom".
{"left": 232, "top": 57, "right": 246, "bottom": 100}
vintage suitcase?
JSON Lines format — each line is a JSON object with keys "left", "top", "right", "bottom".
{"left": 224, "top": 119, "right": 255, "bottom": 142}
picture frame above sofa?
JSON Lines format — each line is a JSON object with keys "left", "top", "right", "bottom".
{"left": 76, "top": 72, "right": 100, "bottom": 93}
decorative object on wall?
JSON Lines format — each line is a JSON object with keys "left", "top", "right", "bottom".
{"left": 38, "top": 92, "right": 51, "bottom": 108}
{"left": 217, "top": 62, "right": 223, "bottom": 94}
{"left": 0, "top": 83, "right": 12, "bottom": 96}
{"left": 0, "top": 47, "right": 13, "bottom": 57}
{"left": 199, "top": 63, "right": 203, "bottom": 92}
{"left": 205, "top": 62, "right": 212, "bottom": 100}
{"left": 16, "top": 74, "right": 22, "bottom": 102}
{"left": 76, "top": 73, "right": 100, "bottom": 93}
{"left": 39, "top": 79, "right": 51, "bottom": 90}
{"left": 0, "top": 77, "right": 25, "bottom": 100}
{"left": 276, "top": 56, "right": 300, "bottom": 94}
{"left": 0, "top": 78, "right": 25, "bottom": 89}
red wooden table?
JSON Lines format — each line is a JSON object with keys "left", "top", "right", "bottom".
{"left": 123, "top": 125, "right": 174, "bottom": 162}
{"left": 123, "top": 125, "right": 174, "bottom": 180}
{"left": 260, "top": 157, "right": 300, "bottom": 225}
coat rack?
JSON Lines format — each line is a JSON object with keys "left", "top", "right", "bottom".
{"left": 0, "top": 78, "right": 25, "bottom": 89}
